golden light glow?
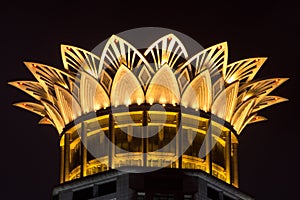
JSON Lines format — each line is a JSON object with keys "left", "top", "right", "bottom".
{"left": 10, "top": 34, "right": 288, "bottom": 187}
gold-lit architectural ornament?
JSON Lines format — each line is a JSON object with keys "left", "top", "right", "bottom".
{"left": 9, "top": 34, "right": 288, "bottom": 187}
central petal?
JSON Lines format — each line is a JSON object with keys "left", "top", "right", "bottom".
{"left": 110, "top": 65, "right": 145, "bottom": 106}
{"left": 146, "top": 65, "right": 180, "bottom": 105}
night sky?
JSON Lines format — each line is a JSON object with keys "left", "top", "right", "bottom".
{"left": 1, "top": 0, "right": 299, "bottom": 199}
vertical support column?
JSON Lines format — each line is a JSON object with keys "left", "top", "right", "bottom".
{"left": 127, "top": 125, "right": 133, "bottom": 142}
{"left": 158, "top": 124, "right": 164, "bottom": 167}
{"left": 142, "top": 109, "right": 148, "bottom": 167}
{"left": 232, "top": 143, "right": 239, "bottom": 187}
{"left": 109, "top": 112, "right": 115, "bottom": 169}
{"left": 176, "top": 112, "right": 182, "bottom": 169}
{"left": 64, "top": 132, "right": 70, "bottom": 182}
{"left": 59, "top": 143, "right": 65, "bottom": 183}
{"left": 205, "top": 126, "right": 212, "bottom": 174}
{"left": 186, "top": 128, "right": 194, "bottom": 169}
{"left": 225, "top": 131, "right": 231, "bottom": 184}
{"left": 80, "top": 122, "right": 87, "bottom": 178}
{"left": 127, "top": 125, "right": 133, "bottom": 166}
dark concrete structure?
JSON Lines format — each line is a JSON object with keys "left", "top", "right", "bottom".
{"left": 52, "top": 167, "right": 253, "bottom": 200}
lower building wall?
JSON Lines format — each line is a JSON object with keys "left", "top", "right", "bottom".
{"left": 52, "top": 168, "right": 253, "bottom": 200}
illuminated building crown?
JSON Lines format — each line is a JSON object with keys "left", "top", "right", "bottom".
{"left": 9, "top": 34, "right": 288, "bottom": 185}
{"left": 9, "top": 34, "right": 287, "bottom": 135}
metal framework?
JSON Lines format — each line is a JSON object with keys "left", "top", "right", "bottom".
{"left": 9, "top": 34, "right": 288, "bottom": 187}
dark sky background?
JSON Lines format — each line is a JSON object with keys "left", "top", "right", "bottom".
{"left": 1, "top": 0, "right": 299, "bottom": 199}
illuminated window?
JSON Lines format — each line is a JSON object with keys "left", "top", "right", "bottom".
{"left": 184, "top": 130, "right": 204, "bottom": 157}
{"left": 115, "top": 128, "right": 129, "bottom": 153}
{"left": 211, "top": 138, "right": 225, "bottom": 168}
{"left": 161, "top": 126, "right": 176, "bottom": 153}
{"left": 87, "top": 132, "right": 101, "bottom": 161}
{"left": 129, "top": 126, "right": 143, "bottom": 152}
{"left": 70, "top": 142, "right": 81, "bottom": 172}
